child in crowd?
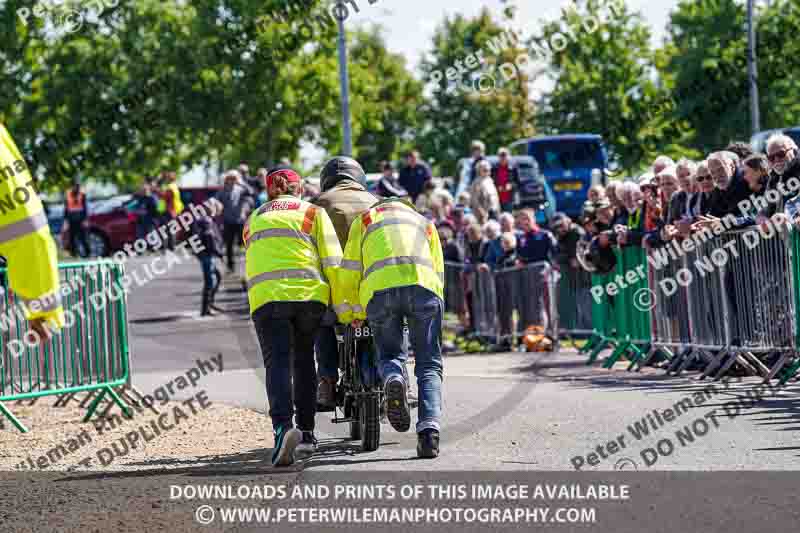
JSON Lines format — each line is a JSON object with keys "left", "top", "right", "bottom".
{"left": 189, "top": 199, "right": 224, "bottom": 316}
{"left": 496, "top": 232, "right": 519, "bottom": 270}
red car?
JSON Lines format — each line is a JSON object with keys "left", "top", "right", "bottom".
{"left": 80, "top": 187, "right": 222, "bottom": 257}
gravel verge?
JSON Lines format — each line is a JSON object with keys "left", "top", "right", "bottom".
{"left": 0, "top": 391, "right": 270, "bottom": 472}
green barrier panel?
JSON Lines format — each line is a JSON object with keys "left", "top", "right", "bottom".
{"left": 579, "top": 246, "right": 654, "bottom": 367}
{"left": 0, "top": 260, "right": 131, "bottom": 432}
{"left": 585, "top": 269, "right": 616, "bottom": 364}
{"left": 779, "top": 231, "right": 800, "bottom": 385}
{"left": 602, "top": 247, "right": 651, "bottom": 369}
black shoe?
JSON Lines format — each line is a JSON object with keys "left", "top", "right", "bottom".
{"left": 296, "top": 431, "right": 318, "bottom": 460}
{"left": 417, "top": 429, "right": 440, "bottom": 459}
{"left": 384, "top": 378, "right": 411, "bottom": 432}
{"left": 316, "top": 378, "right": 337, "bottom": 412}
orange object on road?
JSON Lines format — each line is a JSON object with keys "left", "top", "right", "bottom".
{"left": 522, "top": 325, "right": 554, "bottom": 352}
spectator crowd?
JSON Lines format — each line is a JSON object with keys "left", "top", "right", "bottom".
{"left": 578, "top": 134, "right": 800, "bottom": 274}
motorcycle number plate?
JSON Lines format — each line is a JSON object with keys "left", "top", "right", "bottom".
{"left": 354, "top": 327, "right": 372, "bottom": 338}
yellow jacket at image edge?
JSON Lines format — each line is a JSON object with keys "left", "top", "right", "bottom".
{"left": 0, "top": 124, "right": 65, "bottom": 328}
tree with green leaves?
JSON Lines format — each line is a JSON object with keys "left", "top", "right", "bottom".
{"left": 418, "top": 6, "right": 536, "bottom": 177}
{"left": 0, "top": 0, "right": 422, "bottom": 189}
{"left": 659, "top": 0, "right": 800, "bottom": 153}
{"left": 532, "top": 0, "right": 687, "bottom": 175}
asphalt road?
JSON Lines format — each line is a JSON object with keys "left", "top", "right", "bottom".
{"left": 126, "top": 255, "right": 800, "bottom": 472}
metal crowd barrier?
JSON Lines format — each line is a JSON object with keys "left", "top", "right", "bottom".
{"left": 0, "top": 260, "right": 132, "bottom": 432}
{"left": 557, "top": 266, "right": 593, "bottom": 339}
{"left": 443, "top": 262, "right": 467, "bottom": 318}
{"left": 643, "top": 227, "right": 799, "bottom": 381}
{"left": 442, "top": 224, "right": 800, "bottom": 385}
{"left": 457, "top": 262, "right": 559, "bottom": 346}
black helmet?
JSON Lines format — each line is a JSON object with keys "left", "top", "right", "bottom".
{"left": 320, "top": 156, "right": 367, "bottom": 192}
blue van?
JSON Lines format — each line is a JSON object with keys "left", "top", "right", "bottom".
{"left": 510, "top": 135, "right": 608, "bottom": 219}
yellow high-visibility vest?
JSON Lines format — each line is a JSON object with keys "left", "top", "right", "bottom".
{"left": 156, "top": 186, "right": 166, "bottom": 214}
{"left": 167, "top": 182, "right": 184, "bottom": 214}
{"left": 0, "top": 124, "right": 65, "bottom": 328}
{"left": 244, "top": 194, "right": 345, "bottom": 314}
{"left": 337, "top": 199, "right": 444, "bottom": 323}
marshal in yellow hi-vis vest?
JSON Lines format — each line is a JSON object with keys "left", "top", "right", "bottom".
{"left": 244, "top": 194, "right": 346, "bottom": 314}
{"left": 0, "top": 124, "right": 65, "bottom": 328}
{"left": 337, "top": 198, "right": 444, "bottom": 324}
{"left": 167, "top": 182, "right": 184, "bottom": 215}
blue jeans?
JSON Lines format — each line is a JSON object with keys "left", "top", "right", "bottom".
{"left": 199, "top": 255, "right": 220, "bottom": 294}
{"left": 367, "top": 285, "right": 443, "bottom": 433}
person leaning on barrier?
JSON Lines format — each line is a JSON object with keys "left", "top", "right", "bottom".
{"left": 311, "top": 156, "right": 378, "bottom": 412}
{"left": 583, "top": 199, "right": 618, "bottom": 274}
{"left": 551, "top": 213, "right": 585, "bottom": 271}
{"left": 707, "top": 151, "right": 749, "bottom": 218}
{"left": 516, "top": 209, "right": 557, "bottom": 265}
{"left": 493, "top": 231, "right": 520, "bottom": 349}
{"left": 480, "top": 220, "right": 503, "bottom": 270}
{"left": 244, "top": 166, "right": 346, "bottom": 467}
{"left": 336, "top": 196, "right": 445, "bottom": 459}
{"left": 0, "top": 124, "right": 65, "bottom": 340}
{"left": 760, "top": 134, "right": 800, "bottom": 225}
{"left": 732, "top": 155, "right": 770, "bottom": 228}
{"left": 673, "top": 159, "right": 698, "bottom": 223}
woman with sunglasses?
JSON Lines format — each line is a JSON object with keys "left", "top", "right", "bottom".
{"left": 692, "top": 161, "right": 716, "bottom": 217}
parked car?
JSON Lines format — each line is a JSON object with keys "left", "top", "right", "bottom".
{"left": 83, "top": 187, "right": 222, "bottom": 256}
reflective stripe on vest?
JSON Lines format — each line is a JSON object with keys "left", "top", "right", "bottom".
{"left": 245, "top": 205, "right": 319, "bottom": 250}
{"left": 246, "top": 205, "right": 326, "bottom": 291}
{"left": 247, "top": 268, "right": 324, "bottom": 290}
{"left": 0, "top": 211, "right": 48, "bottom": 245}
{"left": 363, "top": 255, "right": 435, "bottom": 279}
{"left": 246, "top": 228, "right": 317, "bottom": 249}
{"left": 321, "top": 256, "right": 343, "bottom": 268}
{"left": 340, "top": 259, "right": 361, "bottom": 271}
{"left": 363, "top": 215, "right": 430, "bottom": 242}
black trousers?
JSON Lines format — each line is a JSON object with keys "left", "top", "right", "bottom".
{"left": 252, "top": 301, "right": 326, "bottom": 432}
{"left": 67, "top": 216, "right": 89, "bottom": 257}
{"left": 223, "top": 223, "right": 244, "bottom": 271}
